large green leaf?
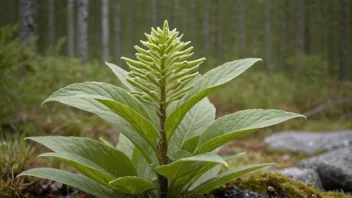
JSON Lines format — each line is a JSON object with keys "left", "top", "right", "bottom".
{"left": 181, "top": 136, "right": 200, "bottom": 153}
{"left": 116, "top": 133, "right": 134, "bottom": 159}
{"left": 155, "top": 153, "right": 228, "bottom": 178}
{"left": 187, "top": 165, "right": 221, "bottom": 191}
{"left": 27, "top": 136, "right": 136, "bottom": 185}
{"left": 132, "top": 147, "right": 157, "bottom": 182}
{"left": 115, "top": 134, "right": 156, "bottom": 182}
{"left": 96, "top": 99, "right": 159, "bottom": 149}
{"left": 42, "top": 82, "right": 159, "bottom": 165}
{"left": 186, "top": 152, "right": 246, "bottom": 191}
{"left": 108, "top": 176, "right": 156, "bottom": 195}
{"left": 18, "top": 168, "right": 121, "bottom": 198}
{"left": 105, "top": 62, "right": 135, "bottom": 91}
{"left": 165, "top": 58, "right": 262, "bottom": 140}
{"left": 195, "top": 109, "right": 305, "bottom": 154}
{"left": 155, "top": 153, "right": 227, "bottom": 197}
{"left": 168, "top": 97, "right": 215, "bottom": 153}
{"left": 193, "top": 163, "right": 276, "bottom": 193}
{"left": 99, "top": 137, "right": 115, "bottom": 148}
{"left": 43, "top": 82, "right": 152, "bottom": 121}
{"left": 167, "top": 150, "right": 192, "bottom": 161}
{"left": 39, "top": 152, "right": 117, "bottom": 185}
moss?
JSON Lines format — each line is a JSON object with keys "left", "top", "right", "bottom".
{"left": 232, "top": 172, "right": 351, "bottom": 198}
{"left": 0, "top": 181, "right": 16, "bottom": 198}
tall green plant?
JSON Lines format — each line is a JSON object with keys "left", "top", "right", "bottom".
{"left": 19, "top": 21, "right": 304, "bottom": 198}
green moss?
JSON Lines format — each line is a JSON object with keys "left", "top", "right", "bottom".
{"left": 0, "top": 181, "right": 16, "bottom": 198}
{"left": 232, "top": 172, "right": 351, "bottom": 198}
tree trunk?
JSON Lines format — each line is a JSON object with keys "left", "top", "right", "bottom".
{"left": 173, "top": 0, "right": 179, "bottom": 28}
{"left": 265, "top": 0, "right": 271, "bottom": 75}
{"left": 127, "top": 0, "right": 133, "bottom": 55}
{"left": 67, "top": 0, "right": 75, "bottom": 57}
{"left": 114, "top": 0, "right": 121, "bottom": 63}
{"left": 18, "top": 0, "right": 36, "bottom": 45}
{"left": 279, "top": 0, "right": 287, "bottom": 72}
{"left": 296, "top": 0, "right": 305, "bottom": 70}
{"left": 191, "top": 0, "right": 196, "bottom": 42}
{"left": 77, "top": 0, "right": 89, "bottom": 63}
{"left": 203, "top": 0, "right": 210, "bottom": 56}
{"left": 152, "top": 0, "right": 158, "bottom": 27}
{"left": 238, "top": 0, "right": 246, "bottom": 57}
{"left": 216, "top": 0, "right": 222, "bottom": 64}
{"left": 48, "top": 0, "right": 55, "bottom": 51}
{"left": 102, "top": 0, "right": 109, "bottom": 62}
{"left": 340, "top": 0, "right": 349, "bottom": 81}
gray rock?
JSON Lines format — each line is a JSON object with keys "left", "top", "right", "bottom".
{"left": 213, "top": 185, "right": 266, "bottom": 198}
{"left": 297, "top": 146, "right": 352, "bottom": 191}
{"left": 265, "top": 130, "right": 352, "bottom": 154}
{"left": 274, "top": 167, "right": 324, "bottom": 190}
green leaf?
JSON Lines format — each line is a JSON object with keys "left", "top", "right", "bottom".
{"left": 117, "top": 134, "right": 156, "bottom": 182}
{"left": 43, "top": 82, "right": 152, "bottom": 121}
{"left": 132, "top": 147, "right": 157, "bottom": 182}
{"left": 96, "top": 98, "right": 159, "bottom": 150}
{"left": 187, "top": 152, "right": 246, "bottom": 191}
{"left": 155, "top": 153, "right": 227, "bottom": 197}
{"left": 187, "top": 165, "right": 221, "bottom": 191}
{"left": 167, "top": 150, "right": 192, "bottom": 161}
{"left": 108, "top": 176, "right": 156, "bottom": 195}
{"left": 42, "top": 82, "right": 159, "bottom": 165}
{"left": 18, "top": 168, "right": 121, "bottom": 198}
{"left": 156, "top": 153, "right": 228, "bottom": 178}
{"left": 116, "top": 134, "right": 134, "bottom": 159}
{"left": 39, "top": 152, "right": 118, "bottom": 185}
{"left": 99, "top": 137, "right": 115, "bottom": 148}
{"left": 181, "top": 136, "right": 200, "bottom": 153}
{"left": 165, "top": 58, "right": 262, "bottom": 140}
{"left": 105, "top": 62, "right": 135, "bottom": 91}
{"left": 27, "top": 136, "right": 136, "bottom": 185}
{"left": 195, "top": 109, "right": 305, "bottom": 154}
{"left": 168, "top": 97, "right": 215, "bottom": 153}
{"left": 193, "top": 163, "right": 276, "bottom": 193}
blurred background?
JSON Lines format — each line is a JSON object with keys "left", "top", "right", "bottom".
{"left": 0, "top": 0, "right": 351, "bottom": 196}
{"left": 1, "top": 0, "right": 352, "bottom": 140}
{"left": 1, "top": 0, "right": 351, "bottom": 142}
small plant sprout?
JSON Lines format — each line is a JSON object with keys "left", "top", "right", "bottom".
{"left": 19, "top": 21, "right": 305, "bottom": 198}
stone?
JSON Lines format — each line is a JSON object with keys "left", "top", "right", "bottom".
{"left": 274, "top": 167, "right": 324, "bottom": 190}
{"left": 297, "top": 146, "right": 352, "bottom": 191}
{"left": 213, "top": 185, "right": 266, "bottom": 198}
{"left": 264, "top": 130, "right": 352, "bottom": 154}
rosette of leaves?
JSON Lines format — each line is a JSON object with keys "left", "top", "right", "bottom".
{"left": 19, "top": 21, "right": 304, "bottom": 198}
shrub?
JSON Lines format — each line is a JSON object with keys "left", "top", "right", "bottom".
{"left": 0, "top": 25, "right": 36, "bottom": 74}
{"left": 19, "top": 21, "right": 304, "bottom": 198}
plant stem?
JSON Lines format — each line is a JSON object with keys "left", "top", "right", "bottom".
{"left": 158, "top": 59, "right": 168, "bottom": 198}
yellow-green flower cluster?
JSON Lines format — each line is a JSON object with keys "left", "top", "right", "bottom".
{"left": 122, "top": 20, "right": 205, "bottom": 108}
